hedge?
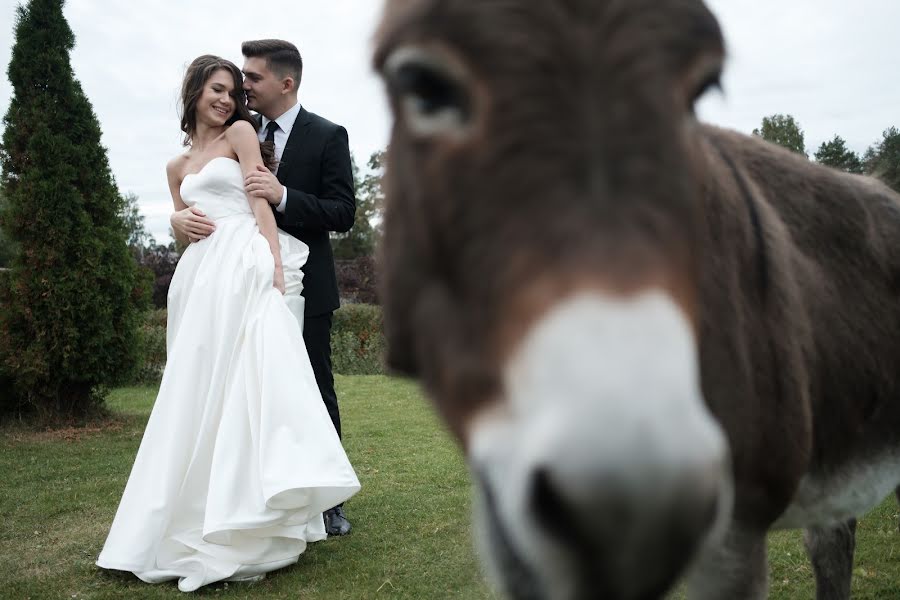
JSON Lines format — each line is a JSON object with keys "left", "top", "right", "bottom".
{"left": 331, "top": 303, "right": 385, "bottom": 375}
{"left": 132, "top": 308, "right": 168, "bottom": 385}
{"left": 132, "top": 303, "right": 385, "bottom": 385}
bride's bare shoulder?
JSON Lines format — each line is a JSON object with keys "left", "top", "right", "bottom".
{"left": 225, "top": 120, "right": 257, "bottom": 141}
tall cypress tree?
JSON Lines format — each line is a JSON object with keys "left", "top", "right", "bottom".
{"left": 0, "top": 189, "right": 16, "bottom": 267}
{"left": 0, "top": 0, "right": 146, "bottom": 418}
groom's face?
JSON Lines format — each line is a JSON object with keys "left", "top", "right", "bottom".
{"left": 242, "top": 57, "right": 282, "bottom": 117}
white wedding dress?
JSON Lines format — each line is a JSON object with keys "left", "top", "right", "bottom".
{"left": 97, "top": 156, "right": 360, "bottom": 592}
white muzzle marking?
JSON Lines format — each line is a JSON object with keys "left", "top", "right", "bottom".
{"left": 469, "top": 291, "right": 731, "bottom": 596}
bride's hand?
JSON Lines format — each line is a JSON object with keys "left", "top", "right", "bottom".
{"left": 171, "top": 207, "right": 215, "bottom": 242}
{"left": 273, "top": 264, "right": 286, "bottom": 295}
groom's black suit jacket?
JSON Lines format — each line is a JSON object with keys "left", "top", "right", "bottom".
{"left": 265, "top": 107, "right": 356, "bottom": 317}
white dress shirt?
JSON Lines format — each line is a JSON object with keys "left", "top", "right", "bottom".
{"left": 258, "top": 101, "right": 302, "bottom": 214}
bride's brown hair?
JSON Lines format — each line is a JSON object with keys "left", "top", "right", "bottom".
{"left": 179, "top": 55, "right": 276, "bottom": 169}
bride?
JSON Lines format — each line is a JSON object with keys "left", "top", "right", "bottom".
{"left": 96, "top": 55, "right": 360, "bottom": 592}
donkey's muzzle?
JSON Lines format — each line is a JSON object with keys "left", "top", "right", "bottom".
{"left": 469, "top": 291, "right": 732, "bottom": 600}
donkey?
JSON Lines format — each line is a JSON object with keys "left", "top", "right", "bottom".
{"left": 374, "top": 1, "right": 900, "bottom": 599}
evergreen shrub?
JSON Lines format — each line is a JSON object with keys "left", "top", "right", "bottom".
{"left": 0, "top": 0, "right": 147, "bottom": 418}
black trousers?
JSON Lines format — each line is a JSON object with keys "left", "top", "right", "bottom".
{"left": 303, "top": 312, "right": 341, "bottom": 439}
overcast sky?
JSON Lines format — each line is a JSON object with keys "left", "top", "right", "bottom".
{"left": 1, "top": 1, "right": 898, "bottom": 243}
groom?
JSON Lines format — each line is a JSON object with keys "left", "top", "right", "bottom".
{"left": 243, "top": 39, "right": 356, "bottom": 536}
{"left": 241, "top": 39, "right": 356, "bottom": 536}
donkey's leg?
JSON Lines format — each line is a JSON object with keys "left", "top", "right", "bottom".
{"left": 803, "top": 518, "right": 856, "bottom": 600}
{"left": 685, "top": 526, "right": 768, "bottom": 600}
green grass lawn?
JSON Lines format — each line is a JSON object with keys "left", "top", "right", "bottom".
{"left": 1, "top": 376, "right": 898, "bottom": 599}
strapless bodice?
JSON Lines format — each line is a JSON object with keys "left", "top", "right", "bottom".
{"left": 180, "top": 156, "right": 253, "bottom": 220}
{"left": 174, "top": 155, "right": 311, "bottom": 326}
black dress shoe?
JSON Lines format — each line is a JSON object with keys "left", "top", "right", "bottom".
{"left": 324, "top": 506, "right": 352, "bottom": 536}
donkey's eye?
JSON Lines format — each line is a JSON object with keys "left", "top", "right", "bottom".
{"left": 692, "top": 70, "right": 722, "bottom": 104}
{"left": 382, "top": 46, "right": 473, "bottom": 139}
{"left": 689, "top": 66, "right": 723, "bottom": 110}
{"left": 395, "top": 63, "right": 466, "bottom": 117}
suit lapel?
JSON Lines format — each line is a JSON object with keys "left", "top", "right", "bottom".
{"left": 276, "top": 107, "right": 313, "bottom": 184}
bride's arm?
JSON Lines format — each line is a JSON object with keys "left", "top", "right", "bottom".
{"left": 227, "top": 121, "right": 285, "bottom": 294}
{"left": 166, "top": 157, "right": 216, "bottom": 246}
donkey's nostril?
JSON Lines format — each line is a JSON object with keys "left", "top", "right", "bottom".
{"left": 524, "top": 462, "right": 727, "bottom": 600}
{"left": 530, "top": 466, "right": 637, "bottom": 550}
{"left": 531, "top": 467, "right": 570, "bottom": 541}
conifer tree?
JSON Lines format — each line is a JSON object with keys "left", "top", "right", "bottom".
{"left": 814, "top": 135, "right": 863, "bottom": 174}
{"left": 864, "top": 127, "right": 900, "bottom": 194}
{"left": 0, "top": 189, "right": 15, "bottom": 267}
{"left": 331, "top": 151, "right": 383, "bottom": 259}
{"left": 0, "top": 0, "right": 146, "bottom": 418}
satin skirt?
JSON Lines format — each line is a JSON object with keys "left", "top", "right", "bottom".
{"left": 97, "top": 215, "right": 360, "bottom": 592}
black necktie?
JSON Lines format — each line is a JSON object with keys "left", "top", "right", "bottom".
{"left": 264, "top": 120, "right": 278, "bottom": 144}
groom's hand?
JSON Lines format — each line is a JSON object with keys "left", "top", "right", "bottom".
{"left": 171, "top": 207, "right": 215, "bottom": 242}
{"left": 245, "top": 165, "right": 284, "bottom": 206}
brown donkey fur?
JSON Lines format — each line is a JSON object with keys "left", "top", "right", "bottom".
{"left": 375, "top": 1, "right": 900, "bottom": 598}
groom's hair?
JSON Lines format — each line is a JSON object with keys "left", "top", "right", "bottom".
{"left": 242, "top": 39, "right": 303, "bottom": 88}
